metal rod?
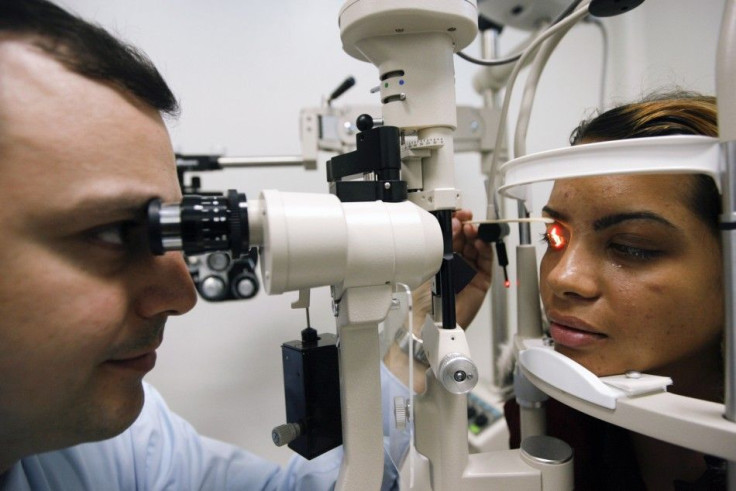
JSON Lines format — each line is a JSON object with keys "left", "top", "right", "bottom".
{"left": 433, "top": 210, "right": 457, "bottom": 330}
{"left": 721, "top": 141, "right": 736, "bottom": 424}
{"left": 517, "top": 201, "right": 531, "bottom": 245}
{"left": 481, "top": 26, "right": 511, "bottom": 387}
{"left": 715, "top": 3, "right": 736, "bottom": 484}
{"left": 218, "top": 155, "right": 305, "bottom": 167}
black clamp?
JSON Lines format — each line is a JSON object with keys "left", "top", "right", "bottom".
{"left": 326, "top": 115, "right": 407, "bottom": 203}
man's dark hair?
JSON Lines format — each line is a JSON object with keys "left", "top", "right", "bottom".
{"left": 0, "top": 0, "right": 179, "bottom": 116}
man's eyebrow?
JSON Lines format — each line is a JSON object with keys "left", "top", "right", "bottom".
{"left": 65, "top": 193, "right": 155, "bottom": 219}
{"left": 542, "top": 205, "right": 676, "bottom": 231}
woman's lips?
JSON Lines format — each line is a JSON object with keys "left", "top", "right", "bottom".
{"left": 548, "top": 319, "right": 607, "bottom": 349}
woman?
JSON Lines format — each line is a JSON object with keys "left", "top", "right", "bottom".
{"left": 507, "top": 91, "right": 726, "bottom": 490}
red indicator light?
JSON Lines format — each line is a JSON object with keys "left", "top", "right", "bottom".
{"left": 547, "top": 224, "right": 566, "bottom": 250}
{"left": 504, "top": 280, "right": 510, "bottom": 288}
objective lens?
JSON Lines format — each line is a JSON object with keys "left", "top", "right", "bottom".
{"left": 147, "top": 190, "right": 249, "bottom": 257}
{"left": 206, "top": 252, "right": 231, "bottom": 271}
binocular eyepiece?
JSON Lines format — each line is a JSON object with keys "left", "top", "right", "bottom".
{"left": 147, "top": 189, "right": 250, "bottom": 258}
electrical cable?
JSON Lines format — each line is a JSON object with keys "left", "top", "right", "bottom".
{"left": 513, "top": 27, "right": 570, "bottom": 159}
{"left": 487, "top": 1, "right": 592, "bottom": 215}
{"left": 456, "top": 0, "right": 584, "bottom": 67}
{"left": 583, "top": 15, "right": 609, "bottom": 111}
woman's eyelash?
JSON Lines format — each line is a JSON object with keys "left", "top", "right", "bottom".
{"left": 609, "top": 243, "right": 662, "bottom": 260}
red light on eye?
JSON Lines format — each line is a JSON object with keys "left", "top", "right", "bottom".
{"left": 548, "top": 224, "right": 566, "bottom": 250}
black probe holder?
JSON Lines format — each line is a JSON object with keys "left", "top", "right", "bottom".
{"left": 280, "top": 329, "right": 342, "bottom": 460}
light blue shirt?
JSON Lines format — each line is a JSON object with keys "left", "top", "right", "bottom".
{"left": 1, "top": 364, "right": 410, "bottom": 490}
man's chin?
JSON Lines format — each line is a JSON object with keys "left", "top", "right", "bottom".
{"left": 81, "top": 383, "right": 145, "bottom": 443}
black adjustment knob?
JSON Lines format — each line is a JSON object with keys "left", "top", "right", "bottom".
{"left": 475, "top": 413, "right": 489, "bottom": 427}
{"left": 301, "top": 326, "right": 319, "bottom": 344}
{"left": 356, "top": 114, "right": 374, "bottom": 131}
{"left": 477, "top": 222, "right": 510, "bottom": 242}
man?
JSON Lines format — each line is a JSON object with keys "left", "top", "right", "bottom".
{"left": 0, "top": 1, "right": 297, "bottom": 488}
{"left": 0, "top": 1, "right": 493, "bottom": 489}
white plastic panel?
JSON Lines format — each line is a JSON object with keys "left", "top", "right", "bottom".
{"left": 518, "top": 346, "right": 624, "bottom": 409}
{"left": 499, "top": 135, "right": 722, "bottom": 201}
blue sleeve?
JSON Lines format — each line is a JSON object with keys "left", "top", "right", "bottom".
{"left": 7, "top": 383, "right": 283, "bottom": 491}
{"left": 7, "top": 368, "right": 411, "bottom": 491}
{"left": 128, "top": 383, "right": 284, "bottom": 490}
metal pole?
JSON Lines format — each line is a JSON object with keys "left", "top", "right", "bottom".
{"left": 716, "top": 1, "right": 736, "bottom": 487}
{"left": 218, "top": 155, "right": 305, "bottom": 167}
{"left": 721, "top": 142, "right": 736, "bottom": 491}
{"left": 480, "top": 27, "right": 511, "bottom": 387}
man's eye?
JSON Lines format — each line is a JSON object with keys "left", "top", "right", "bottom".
{"left": 89, "top": 222, "right": 139, "bottom": 249}
{"left": 94, "top": 224, "right": 125, "bottom": 246}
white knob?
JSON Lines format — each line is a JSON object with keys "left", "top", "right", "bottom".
{"left": 394, "top": 396, "right": 408, "bottom": 430}
{"left": 272, "top": 422, "right": 301, "bottom": 446}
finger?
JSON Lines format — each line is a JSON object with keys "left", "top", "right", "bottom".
{"left": 463, "top": 222, "right": 478, "bottom": 240}
{"left": 474, "top": 239, "right": 495, "bottom": 276}
{"left": 453, "top": 224, "right": 468, "bottom": 253}
{"left": 462, "top": 240, "right": 479, "bottom": 263}
{"left": 453, "top": 209, "right": 473, "bottom": 222}
{"left": 455, "top": 271, "right": 492, "bottom": 328}
{"left": 452, "top": 216, "right": 462, "bottom": 236}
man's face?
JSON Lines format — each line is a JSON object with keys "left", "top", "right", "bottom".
{"left": 0, "top": 40, "right": 197, "bottom": 458}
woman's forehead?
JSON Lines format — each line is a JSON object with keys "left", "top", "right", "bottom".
{"left": 550, "top": 174, "right": 689, "bottom": 201}
{"left": 546, "top": 174, "right": 695, "bottom": 221}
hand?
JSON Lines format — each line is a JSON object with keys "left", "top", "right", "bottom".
{"left": 383, "top": 209, "right": 494, "bottom": 393}
{"left": 407, "top": 209, "right": 494, "bottom": 332}
{"left": 452, "top": 209, "right": 494, "bottom": 328}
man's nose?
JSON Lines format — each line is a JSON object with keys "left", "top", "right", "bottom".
{"left": 135, "top": 251, "right": 198, "bottom": 318}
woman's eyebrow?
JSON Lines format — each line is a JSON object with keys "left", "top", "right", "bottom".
{"left": 592, "top": 212, "right": 676, "bottom": 231}
{"left": 541, "top": 206, "right": 566, "bottom": 221}
{"left": 542, "top": 205, "right": 676, "bottom": 231}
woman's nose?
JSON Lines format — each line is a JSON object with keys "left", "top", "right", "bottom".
{"left": 541, "top": 240, "right": 601, "bottom": 301}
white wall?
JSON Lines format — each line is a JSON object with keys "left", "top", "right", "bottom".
{"left": 60, "top": 0, "right": 726, "bottom": 466}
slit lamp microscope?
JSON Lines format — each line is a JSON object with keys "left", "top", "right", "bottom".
{"left": 146, "top": 0, "right": 736, "bottom": 489}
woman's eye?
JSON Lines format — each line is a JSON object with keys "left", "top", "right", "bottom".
{"left": 540, "top": 223, "right": 567, "bottom": 250}
{"left": 609, "top": 243, "right": 662, "bottom": 260}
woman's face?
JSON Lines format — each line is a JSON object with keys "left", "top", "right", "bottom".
{"left": 540, "top": 174, "right": 723, "bottom": 377}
